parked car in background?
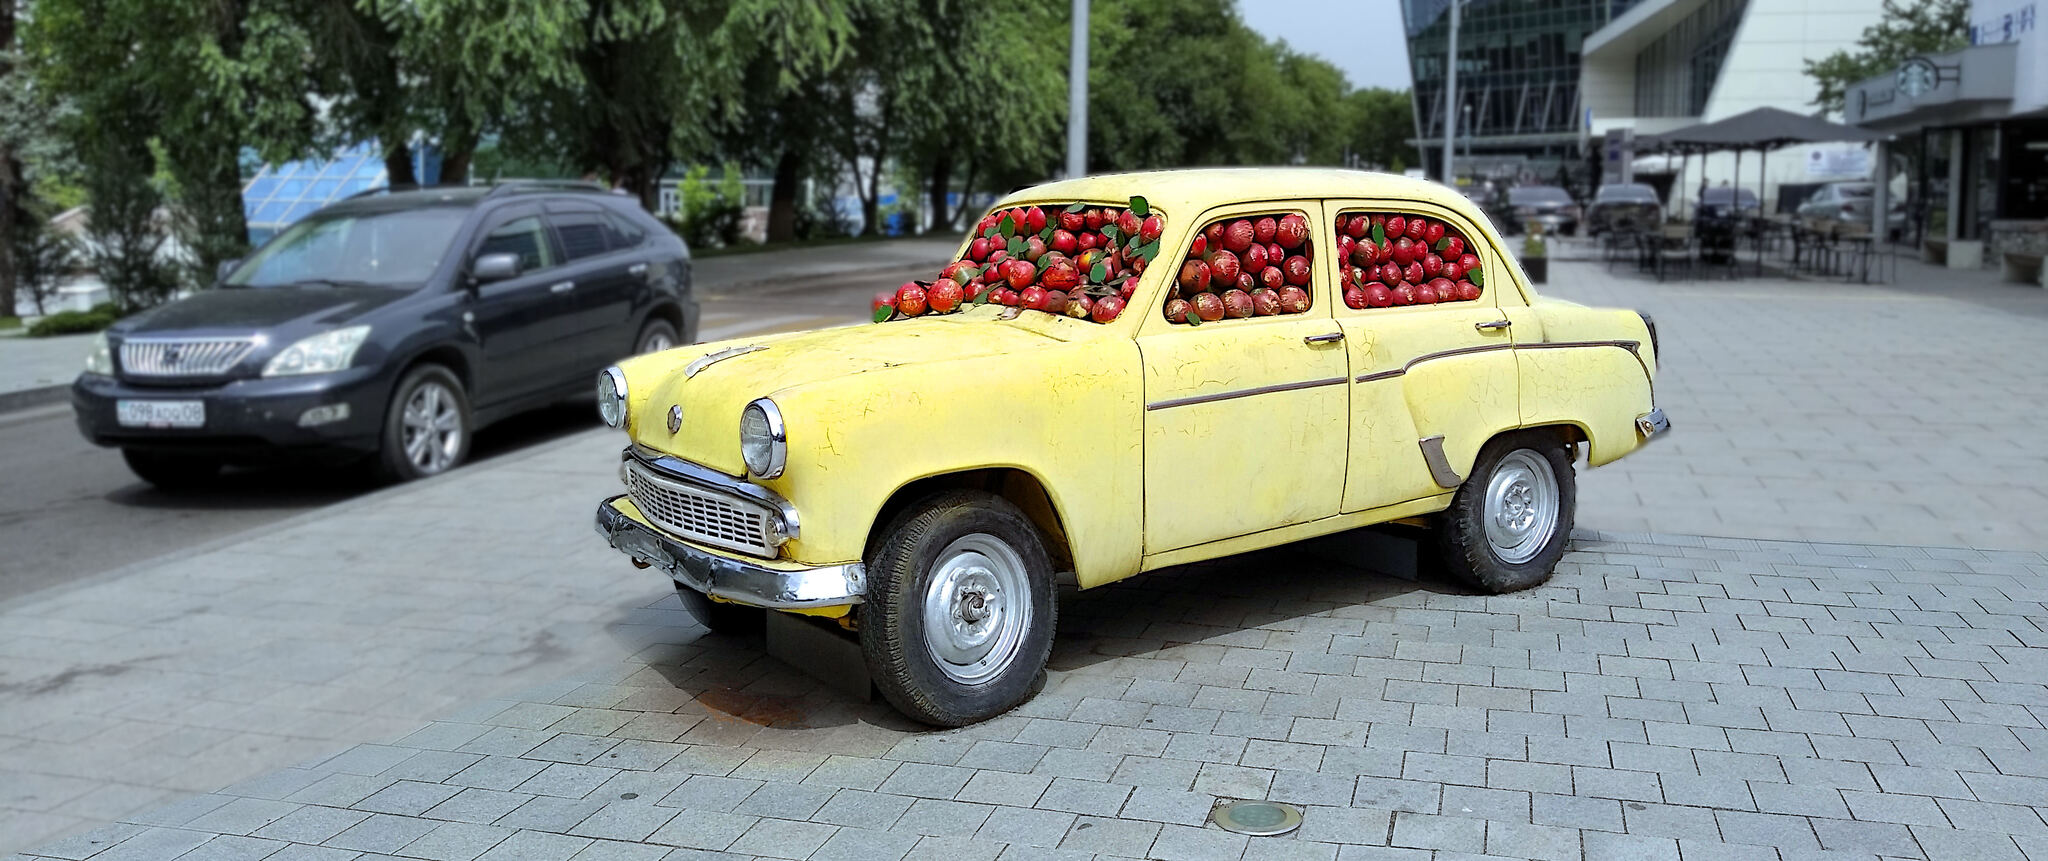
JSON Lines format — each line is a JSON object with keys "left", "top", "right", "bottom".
{"left": 1459, "top": 182, "right": 1514, "bottom": 233}
{"left": 1695, "top": 186, "right": 1760, "bottom": 221}
{"left": 1796, "top": 181, "right": 1906, "bottom": 238}
{"left": 1586, "top": 183, "right": 1664, "bottom": 236}
{"left": 1508, "top": 185, "right": 1581, "bottom": 236}
{"left": 74, "top": 181, "right": 694, "bottom": 488}
{"left": 593, "top": 168, "right": 1668, "bottom": 726}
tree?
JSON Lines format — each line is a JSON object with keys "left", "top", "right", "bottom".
{"left": 1, "top": 0, "right": 24, "bottom": 316}
{"left": 1345, "top": 87, "right": 1419, "bottom": 171}
{"left": 1804, "top": 0, "right": 1969, "bottom": 114}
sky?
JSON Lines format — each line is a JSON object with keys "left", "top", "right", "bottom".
{"left": 1240, "top": 0, "right": 1416, "bottom": 92}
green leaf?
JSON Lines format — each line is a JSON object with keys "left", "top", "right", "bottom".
{"left": 1435, "top": 237, "right": 1450, "bottom": 252}
{"left": 1008, "top": 238, "right": 1027, "bottom": 257}
{"left": 1090, "top": 262, "right": 1109, "bottom": 282}
{"left": 872, "top": 304, "right": 893, "bottom": 323}
{"left": 1372, "top": 223, "right": 1385, "bottom": 245}
{"left": 1134, "top": 240, "right": 1161, "bottom": 263}
{"left": 1185, "top": 308, "right": 1202, "bottom": 326}
{"left": 1101, "top": 224, "right": 1119, "bottom": 243}
{"left": 1066, "top": 202, "right": 1088, "bottom": 214}
{"left": 1469, "top": 268, "right": 1485, "bottom": 286}
{"left": 1129, "top": 196, "right": 1150, "bottom": 217}
{"left": 1039, "top": 226, "right": 1055, "bottom": 242}
{"left": 998, "top": 215, "right": 1016, "bottom": 238}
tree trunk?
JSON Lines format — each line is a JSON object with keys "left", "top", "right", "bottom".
{"left": 0, "top": 0, "right": 19, "bottom": 317}
{"left": 766, "top": 148, "right": 801, "bottom": 243}
{"left": 438, "top": 127, "right": 479, "bottom": 186}
{"left": 166, "top": 134, "right": 252, "bottom": 288}
{"left": 926, "top": 151, "right": 952, "bottom": 235}
{"left": 953, "top": 156, "right": 978, "bottom": 230}
{"left": 385, "top": 142, "right": 417, "bottom": 188}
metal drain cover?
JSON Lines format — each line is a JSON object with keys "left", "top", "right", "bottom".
{"left": 1209, "top": 800, "right": 1304, "bottom": 836}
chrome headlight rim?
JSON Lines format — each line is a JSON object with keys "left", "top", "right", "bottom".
{"left": 597, "top": 366, "right": 628, "bottom": 429}
{"left": 740, "top": 398, "right": 786, "bottom": 479}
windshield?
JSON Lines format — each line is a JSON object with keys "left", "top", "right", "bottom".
{"left": 1834, "top": 184, "right": 1874, "bottom": 197}
{"left": 1510, "top": 186, "right": 1573, "bottom": 205}
{"left": 227, "top": 208, "right": 469, "bottom": 288}
{"left": 1596, "top": 184, "right": 1658, "bottom": 202}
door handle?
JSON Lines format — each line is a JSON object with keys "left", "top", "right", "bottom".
{"left": 1303, "top": 332, "right": 1344, "bottom": 345}
{"left": 628, "top": 263, "right": 649, "bottom": 277}
{"left": 549, "top": 281, "right": 575, "bottom": 294}
{"left": 1475, "top": 319, "right": 1512, "bottom": 331}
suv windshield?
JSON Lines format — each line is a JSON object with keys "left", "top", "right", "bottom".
{"left": 227, "top": 208, "right": 469, "bottom": 288}
{"left": 1510, "top": 186, "right": 1573, "bottom": 206}
{"left": 1596, "top": 185, "right": 1658, "bottom": 202}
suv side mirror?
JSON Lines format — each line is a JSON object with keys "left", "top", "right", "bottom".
{"left": 473, "top": 252, "right": 522, "bottom": 283}
{"left": 216, "top": 259, "right": 242, "bottom": 284}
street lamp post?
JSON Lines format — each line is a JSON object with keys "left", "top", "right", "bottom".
{"left": 1441, "top": 0, "right": 1460, "bottom": 185}
{"left": 1067, "top": 0, "right": 1090, "bottom": 180}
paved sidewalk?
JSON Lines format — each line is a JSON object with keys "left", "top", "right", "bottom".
{"left": 1545, "top": 260, "right": 2048, "bottom": 552}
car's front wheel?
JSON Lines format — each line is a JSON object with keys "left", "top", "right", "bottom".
{"left": 378, "top": 364, "right": 472, "bottom": 481}
{"left": 1433, "top": 432, "right": 1576, "bottom": 594}
{"left": 862, "top": 491, "right": 1055, "bottom": 727}
{"left": 122, "top": 449, "right": 220, "bottom": 491}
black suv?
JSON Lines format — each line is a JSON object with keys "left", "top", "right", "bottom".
{"left": 73, "top": 182, "right": 694, "bottom": 487}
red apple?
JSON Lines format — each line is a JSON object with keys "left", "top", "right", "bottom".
{"left": 992, "top": 287, "right": 1019, "bottom": 306}
{"left": 1391, "top": 237, "right": 1415, "bottom": 265}
{"left": 895, "top": 283, "right": 928, "bottom": 316}
{"left": 1085, "top": 208, "right": 1107, "bottom": 231}
{"left": 1024, "top": 206, "right": 1047, "bottom": 234}
{"left": 1265, "top": 243, "right": 1285, "bottom": 266}
{"left": 1251, "top": 288, "right": 1281, "bottom": 316}
{"left": 1404, "top": 262, "right": 1425, "bottom": 284}
{"left": 1019, "top": 286, "right": 1048, "bottom": 310}
{"left": 1064, "top": 293, "right": 1093, "bottom": 318}
{"left": 1391, "top": 284, "right": 1417, "bottom": 305}
{"left": 1259, "top": 266, "right": 1286, "bottom": 290}
{"left": 1346, "top": 215, "right": 1369, "bottom": 239}
{"left": 1116, "top": 209, "right": 1141, "bottom": 237}
{"left": 1163, "top": 297, "right": 1190, "bottom": 322}
{"left": 1458, "top": 253, "right": 1480, "bottom": 272}
{"left": 1350, "top": 240, "right": 1377, "bottom": 268}
{"left": 1024, "top": 236, "right": 1048, "bottom": 262}
{"left": 1343, "top": 285, "right": 1367, "bottom": 309}
{"left": 1044, "top": 290, "right": 1069, "bottom": 314}
{"left": 1422, "top": 253, "right": 1444, "bottom": 277}
{"left": 1209, "top": 249, "right": 1242, "bottom": 284}
{"left": 1006, "top": 259, "right": 1038, "bottom": 289}
{"left": 969, "top": 238, "right": 991, "bottom": 261}
{"left": 1222, "top": 219, "right": 1255, "bottom": 252}
{"left": 1178, "top": 259, "right": 1212, "bottom": 294}
{"left": 1444, "top": 236, "right": 1466, "bottom": 258}
{"left": 873, "top": 290, "right": 895, "bottom": 314}
{"left": 928, "top": 278, "right": 963, "bottom": 313}
{"left": 1243, "top": 243, "right": 1270, "bottom": 273}
{"left": 1285, "top": 255, "right": 1312, "bottom": 286}
{"left": 1277, "top": 286, "right": 1310, "bottom": 313}
{"left": 1456, "top": 280, "right": 1481, "bottom": 301}
{"left": 1406, "top": 217, "right": 1426, "bottom": 240}
{"left": 1051, "top": 230, "right": 1078, "bottom": 255}
{"left": 1276, "top": 214, "right": 1308, "bottom": 249}
{"left": 1386, "top": 215, "right": 1407, "bottom": 238}
{"left": 1140, "top": 214, "right": 1164, "bottom": 244}
{"left": 1221, "top": 289, "right": 1254, "bottom": 318}
{"left": 1203, "top": 222, "right": 1224, "bottom": 247}
{"left": 1364, "top": 283, "right": 1393, "bottom": 307}
{"left": 1192, "top": 292, "right": 1226, "bottom": 321}
{"left": 1093, "top": 295, "right": 1125, "bottom": 322}
{"left": 1059, "top": 210, "right": 1085, "bottom": 232}
{"left": 1442, "top": 261, "right": 1463, "bottom": 281}
{"left": 1078, "top": 231, "right": 1100, "bottom": 251}
{"left": 1041, "top": 260, "right": 1081, "bottom": 292}
{"left": 1425, "top": 221, "right": 1445, "bottom": 245}
{"left": 1253, "top": 217, "right": 1277, "bottom": 245}
{"left": 1191, "top": 235, "right": 1208, "bottom": 256}
{"left": 1414, "top": 282, "right": 1439, "bottom": 304}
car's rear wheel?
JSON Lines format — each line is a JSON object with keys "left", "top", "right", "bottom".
{"left": 674, "top": 584, "right": 765, "bottom": 635}
{"left": 122, "top": 449, "right": 220, "bottom": 491}
{"left": 378, "top": 364, "right": 471, "bottom": 481}
{"left": 636, "top": 319, "right": 679, "bottom": 355}
{"left": 862, "top": 491, "right": 1055, "bottom": 727}
{"left": 1433, "top": 432, "right": 1576, "bottom": 594}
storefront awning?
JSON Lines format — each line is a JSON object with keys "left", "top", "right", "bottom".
{"left": 1637, "top": 107, "right": 1887, "bottom": 154}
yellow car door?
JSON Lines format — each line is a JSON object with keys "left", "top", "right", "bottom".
{"left": 1321, "top": 200, "right": 1522, "bottom": 514}
{"left": 1137, "top": 203, "right": 1350, "bottom": 555}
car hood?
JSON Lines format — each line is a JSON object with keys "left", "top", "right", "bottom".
{"left": 117, "top": 285, "right": 416, "bottom": 337}
{"left": 621, "top": 309, "right": 1077, "bottom": 476}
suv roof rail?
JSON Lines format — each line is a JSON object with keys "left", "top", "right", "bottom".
{"left": 343, "top": 183, "right": 424, "bottom": 201}
{"left": 484, "top": 179, "right": 610, "bottom": 198}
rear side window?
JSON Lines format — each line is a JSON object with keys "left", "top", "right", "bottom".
{"left": 602, "top": 212, "right": 647, "bottom": 249}
{"left": 553, "top": 213, "right": 611, "bottom": 261}
{"left": 478, "top": 216, "right": 555, "bottom": 272}
{"left": 1333, "top": 211, "right": 1485, "bottom": 309}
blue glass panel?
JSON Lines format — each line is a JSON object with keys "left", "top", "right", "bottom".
{"left": 245, "top": 177, "right": 281, "bottom": 201}
{"left": 275, "top": 162, "right": 303, "bottom": 179}
{"left": 308, "top": 179, "right": 342, "bottom": 202}
{"left": 253, "top": 200, "right": 291, "bottom": 223}
{"left": 244, "top": 198, "right": 262, "bottom": 217}
{"left": 276, "top": 179, "right": 309, "bottom": 201}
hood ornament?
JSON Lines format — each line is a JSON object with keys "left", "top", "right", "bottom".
{"left": 684, "top": 344, "right": 768, "bottom": 378}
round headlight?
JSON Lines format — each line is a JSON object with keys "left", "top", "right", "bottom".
{"left": 739, "top": 399, "right": 786, "bottom": 479}
{"left": 597, "top": 367, "right": 628, "bottom": 428}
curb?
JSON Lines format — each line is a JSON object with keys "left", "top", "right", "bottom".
{"left": 0, "top": 383, "right": 68, "bottom": 415}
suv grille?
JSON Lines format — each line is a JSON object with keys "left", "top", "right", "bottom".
{"left": 121, "top": 338, "right": 256, "bottom": 377}
{"left": 625, "top": 460, "right": 778, "bottom": 557}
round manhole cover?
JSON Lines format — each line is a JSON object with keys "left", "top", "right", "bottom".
{"left": 1209, "top": 800, "right": 1304, "bottom": 836}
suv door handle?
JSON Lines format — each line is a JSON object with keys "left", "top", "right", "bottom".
{"left": 1303, "top": 332, "right": 1344, "bottom": 345}
{"left": 1475, "top": 319, "right": 1512, "bottom": 331}
{"left": 628, "top": 263, "right": 649, "bottom": 277}
{"left": 549, "top": 280, "right": 575, "bottom": 294}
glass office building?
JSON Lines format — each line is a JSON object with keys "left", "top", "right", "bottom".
{"left": 1402, "top": 0, "right": 1643, "bottom": 179}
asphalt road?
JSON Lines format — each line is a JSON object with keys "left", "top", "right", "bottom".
{"left": 0, "top": 270, "right": 896, "bottom": 603}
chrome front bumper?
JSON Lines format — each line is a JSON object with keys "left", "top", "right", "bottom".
{"left": 595, "top": 496, "right": 865, "bottom": 610}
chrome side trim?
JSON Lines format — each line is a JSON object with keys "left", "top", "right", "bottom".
{"left": 684, "top": 344, "right": 767, "bottom": 378}
{"left": 1351, "top": 340, "right": 1640, "bottom": 384}
{"left": 624, "top": 446, "right": 800, "bottom": 543}
{"left": 1146, "top": 376, "right": 1348, "bottom": 411}
{"left": 1418, "top": 435, "right": 1463, "bottom": 488}
{"left": 597, "top": 496, "right": 861, "bottom": 609}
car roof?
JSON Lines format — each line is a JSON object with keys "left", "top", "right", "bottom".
{"left": 998, "top": 168, "right": 1481, "bottom": 218}
{"left": 317, "top": 184, "right": 622, "bottom": 217}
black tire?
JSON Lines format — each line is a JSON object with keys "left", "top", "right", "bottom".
{"left": 675, "top": 584, "right": 766, "bottom": 635}
{"left": 122, "top": 449, "right": 220, "bottom": 491}
{"left": 636, "top": 319, "right": 679, "bottom": 355}
{"left": 861, "top": 491, "right": 1056, "bottom": 727}
{"left": 1433, "top": 432, "right": 1576, "bottom": 594}
{"left": 377, "top": 364, "right": 472, "bottom": 482}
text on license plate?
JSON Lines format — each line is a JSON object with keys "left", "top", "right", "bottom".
{"left": 116, "top": 400, "right": 205, "bottom": 428}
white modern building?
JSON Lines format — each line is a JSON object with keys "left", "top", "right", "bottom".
{"left": 1578, "top": 0, "right": 1888, "bottom": 216}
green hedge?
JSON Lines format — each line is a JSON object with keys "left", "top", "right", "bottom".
{"left": 28, "top": 310, "right": 117, "bottom": 337}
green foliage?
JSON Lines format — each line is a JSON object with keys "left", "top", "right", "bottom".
{"left": 28, "top": 308, "right": 115, "bottom": 336}
{"left": 1522, "top": 233, "right": 1546, "bottom": 258}
{"left": 1804, "top": 0, "right": 1969, "bottom": 113}
{"left": 675, "top": 164, "right": 745, "bottom": 248}
{"left": 9, "top": 207, "right": 80, "bottom": 317}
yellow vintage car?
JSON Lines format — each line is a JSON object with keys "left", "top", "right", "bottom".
{"left": 594, "top": 168, "right": 1667, "bottom": 726}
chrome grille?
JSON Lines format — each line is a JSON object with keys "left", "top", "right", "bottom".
{"left": 121, "top": 338, "right": 256, "bottom": 376}
{"left": 625, "top": 460, "right": 778, "bottom": 557}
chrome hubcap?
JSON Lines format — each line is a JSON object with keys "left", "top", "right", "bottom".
{"left": 922, "top": 534, "right": 1031, "bottom": 685}
{"left": 1482, "top": 450, "right": 1558, "bottom": 564}
{"left": 401, "top": 381, "right": 463, "bottom": 475}
{"left": 641, "top": 331, "right": 674, "bottom": 353}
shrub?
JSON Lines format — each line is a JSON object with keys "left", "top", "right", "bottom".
{"left": 28, "top": 309, "right": 116, "bottom": 337}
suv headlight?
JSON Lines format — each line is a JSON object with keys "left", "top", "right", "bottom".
{"left": 740, "top": 398, "right": 786, "bottom": 479}
{"left": 263, "top": 326, "right": 370, "bottom": 376}
{"left": 597, "top": 366, "right": 628, "bottom": 429}
{"left": 84, "top": 332, "right": 114, "bottom": 375}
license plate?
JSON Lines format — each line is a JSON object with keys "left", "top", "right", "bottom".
{"left": 116, "top": 400, "right": 206, "bottom": 429}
